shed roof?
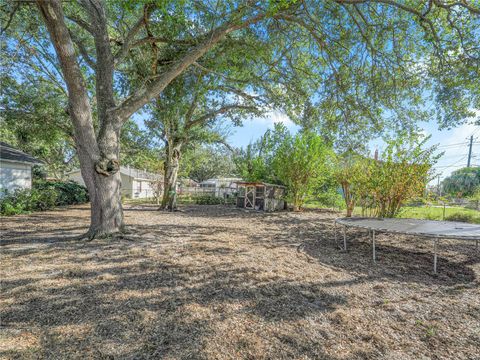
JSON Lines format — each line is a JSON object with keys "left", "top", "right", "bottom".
{"left": 236, "top": 181, "right": 285, "bottom": 188}
{"left": 0, "top": 142, "right": 43, "bottom": 165}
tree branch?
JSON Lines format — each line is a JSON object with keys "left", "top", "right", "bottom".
{"left": 69, "top": 30, "right": 96, "bottom": 69}
{"left": 114, "top": 4, "right": 153, "bottom": 65}
{"left": 36, "top": 0, "right": 98, "bottom": 161}
{"left": 0, "top": 2, "right": 19, "bottom": 35}
{"left": 186, "top": 104, "right": 258, "bottom": 130}
{"left": 65, "top": 14, "right": 94, "bottom": 34}
{"left": 111, "top": 12, "right": 267, "bottom": 122}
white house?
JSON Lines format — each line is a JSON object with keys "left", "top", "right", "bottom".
{"left": 199, "top": 177, "right": 242, "bottom": 197}
{"left": 0, "top": 142, "right": 43, "bottom": 196}
{"left": 68, "top": 166, "right": 162, "bottom": 199}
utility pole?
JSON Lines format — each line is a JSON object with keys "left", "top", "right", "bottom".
{"left": 467, "top": 135, "right": 473, "bottom": 167}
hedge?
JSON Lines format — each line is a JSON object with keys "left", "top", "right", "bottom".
{"left": 0, "top": 180, "right": 89, "bottom": 216}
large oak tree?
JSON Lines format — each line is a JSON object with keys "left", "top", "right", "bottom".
{"left": 2, "top": 0, "right": 478, "bottom": 238}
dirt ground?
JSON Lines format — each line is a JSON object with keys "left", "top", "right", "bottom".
{"left": 1, "top": 204, "right": 479, "bottom": 360}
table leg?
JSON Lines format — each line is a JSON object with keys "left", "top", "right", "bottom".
{"left": 343, "top": 226, "right": 347, "bottom": 251}
{"left": 372, "top": 230, "right": 376, "bottom": 263}
{"left": 433, "top": 238, "right": 438, "bottom": 274}
{"left": 334, "top": 220, "right": 337, "bottom": 247}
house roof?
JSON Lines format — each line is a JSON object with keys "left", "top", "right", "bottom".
{"left": 119, "top": 166, "right": 162, "bottom": 181}
{"left": 0, "top": 142, "right": 43, "bottom": 165}
{"left": 200, "top": 177, "right": 242, "bottom": 184}
{"left": 67, "top": 165, "right": 162, "bottom": 181}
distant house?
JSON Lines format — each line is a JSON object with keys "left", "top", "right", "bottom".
{"left": 199, "top": 177, "right": 242, "bottom": 197}
{"left": 68, "top": 166, "right": 162, "bottom": 199}
{"left": 0, "top": 142, "right": 43, "bottom": 196}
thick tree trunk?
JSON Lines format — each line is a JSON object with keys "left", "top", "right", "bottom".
{"left": 83, "top": 125, "right": 124, "bottom": 238}
{"left": 88, "top": 172, "right": 124, "bottom": 237}
{"left": 38, "top": 0, "right": 266, "bottom": 238}
{"left": 38, "top": 0, "right": 124, "bottom": 239}
{"left": 160, "top": 142, "right": 182, "bottom": 211}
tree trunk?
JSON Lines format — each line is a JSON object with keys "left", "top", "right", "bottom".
{"left": 37, "top": 0, "right": 267, "bottom": 238}
{"left": 37, "top": 0, "right": 124, "bottom": 239}
{"left": 342, "top": 182, "right": 354, "bottom": 217}
{"left": 88, "top": 172, "right": 124, "bottom": 237}
{"left": 160, "top": 142, "right": 182, "bottom": 211}
{"left": 73, "top": 121, "right": 124, "bottom": 238}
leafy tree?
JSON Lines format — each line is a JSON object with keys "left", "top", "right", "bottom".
{"left": 146, "top": 70, "right": 260, "bottom": 210}
{"left": 182, "top": 145, "right": 236, "bottom": 183}
{"left": 336, "top": 134, "right": 440, "bottom": 217}
{"left": 2, "top": 0, "right": 479, "bottom": 237}
{"left": 272, "top": 131, "right": 333, "bottom": 211}
{"left": 370, "top": 135, "right": 440, "bottom": 217}
{"left": 2, "top": 1, "right": 292, "bottom": 238}
{"left": 235, "top": 123, "right": 289, "bottom": 183}
{"left": 442, "top": 167, "right": 480, "bottom": 197}
{"left": 334, "top": 153, "right": 370, "bottom": 217}
{"left": 0, "top": 76, "right": 76, "bottom": 178}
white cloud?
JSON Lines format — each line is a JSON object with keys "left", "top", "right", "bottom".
{"left": 251, "top": 110, "right": 295, "bottom": 127}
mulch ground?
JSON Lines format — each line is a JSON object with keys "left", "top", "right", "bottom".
{"left": 0, "top": 204, "right": 479, "bottom": 360}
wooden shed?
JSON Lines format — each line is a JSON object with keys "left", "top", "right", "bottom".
{"left": 236, "top": 182, "right": 286, "bottom": 211}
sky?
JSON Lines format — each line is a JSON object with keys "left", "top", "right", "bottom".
{"left": 226, "top": 111, "right": 480, "bottom": 185}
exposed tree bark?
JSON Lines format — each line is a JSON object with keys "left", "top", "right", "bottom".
{"left": 37, "top": 0, "right": 123, "bottom": 238}
{"left": 160, "top": 140, "right": 182, "bottom": 211}
{"left": 35, "top": 0, "right": 267, "bottom": 238}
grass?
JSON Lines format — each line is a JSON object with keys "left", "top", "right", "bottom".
{"left": 352, "top": 206, "right": 480, "bottom": 224}
{"left": 396, "top": 206, "right": 480, "bottom": 223}
{"left": 305, "top": 199, "right": 480, "bottom": 224}
{"left": 1, "top": 203, "right": 479, "bottom": 358}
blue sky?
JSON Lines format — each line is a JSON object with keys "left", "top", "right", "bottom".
{"left": 227, "top": 111, "right": 480, "bottom": 185}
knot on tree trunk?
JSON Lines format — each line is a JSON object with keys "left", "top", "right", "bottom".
{"left": 95, "top": 158, "right": 120, "bottom": 176}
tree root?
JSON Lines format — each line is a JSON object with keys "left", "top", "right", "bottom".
{"left": 76, "top": 226, "right": 129, "bottom": 242}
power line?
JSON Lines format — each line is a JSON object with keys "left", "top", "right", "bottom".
{"left": 437, "top": 141, "right": 480, "bottom": 149}
{"left": 433, "top": 155, "right": 468, "bottom": 170}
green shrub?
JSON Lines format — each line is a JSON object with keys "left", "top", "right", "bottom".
{"left": 1, "top": 202, "right": 23, "bottom": 216}
{"left": 194, "top": 195, "right": 225, "bottom": 205}
{"left": 34, "top": 180, "right": 89, "bottom": 205}
{"left": 311, "top": 190, "right": 345, "bottom": 209}
{"left": 0, "top": 181, "right": 88, "bottom": 216}
{"left": 0, "top": 187, "right": 57, "bottom": 215}
{"left": 445, "top": 213, "right": 480, "bottom": 224}
{"left": 29, "top": 187, "right": 58, "bottom": 211}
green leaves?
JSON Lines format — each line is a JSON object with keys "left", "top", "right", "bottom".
{"left": 235, "top": 124, "right": 334, "bottom": 210}
{"left": 442, "top": 167, "right": 480, "bottom": 197}
{"left": 272, "top": 130, "right": 333, "bottom": 210}
{"left": 335, "top": 132, "right": 440, "bottom": 217}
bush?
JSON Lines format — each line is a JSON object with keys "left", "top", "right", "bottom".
{"left": 34, "top": 180, "right": 89, "bottom": 205}
{"left": 0, "top": 181, "right": 88, "bottom": 216}
{"left": 445, "top": 213, "right": 480, "bottom": 224}
{"left": 0, "top": 187, "right": 57, "bottom": 215}
{"left": 194, "top": 195, "right": 225, "bottom": 205}
{"left": 312, "top": 191, "right": 345, "bottom": 210}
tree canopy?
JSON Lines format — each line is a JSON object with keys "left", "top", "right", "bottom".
{"left": 442, "top": 167, "right": 480, "bottom": 197}
{"left": 1, "top": 0, "right": 479, "bottom": 236}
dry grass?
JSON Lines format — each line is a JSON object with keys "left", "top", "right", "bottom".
{"left": 1, "top": 204, "right": 479, "bottom": 359}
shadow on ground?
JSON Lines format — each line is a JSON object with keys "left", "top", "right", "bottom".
{"left": 1, "top": 204, "right": 479, "bottom": 359}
